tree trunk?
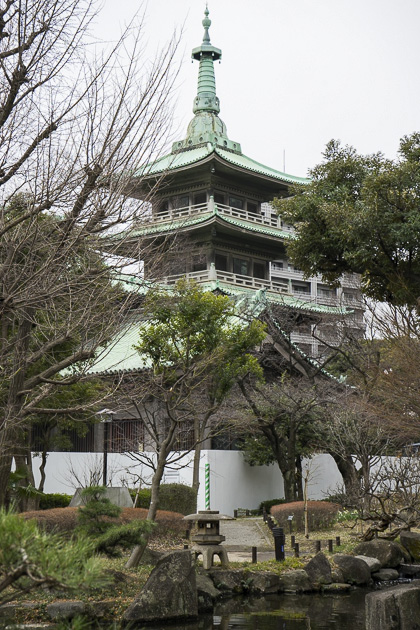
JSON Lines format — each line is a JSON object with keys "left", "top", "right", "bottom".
{"left": 330, "top": 453, "right": 361, "bottom": 505}
{"left": 125, "top": 441, "right": 169, "bottom": 569}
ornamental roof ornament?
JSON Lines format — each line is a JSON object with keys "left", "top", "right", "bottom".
{"left": 171, "top": 6, "right": 241, "bottom": 154}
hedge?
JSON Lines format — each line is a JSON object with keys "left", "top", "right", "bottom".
{"left": 130, "top": 483, "right": 196, "bottom": 515}
{"left": 22, "top": 507, "right": 185, "bottom": 540}
{"left": 271, "top": 501, "right": 340, "bottom": 532}
{"left": 39, "top": 493, "right": 72, "bottom": 510}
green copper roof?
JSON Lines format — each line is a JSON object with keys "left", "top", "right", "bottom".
{"left": 138, "top": 143, "right": 308, "bottom": 186}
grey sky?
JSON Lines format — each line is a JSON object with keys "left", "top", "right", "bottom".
{"left": 97, "top": 0, "right": 420, "bottom": 178}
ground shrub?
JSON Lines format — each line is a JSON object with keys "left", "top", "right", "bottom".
{"left": 157, "top": 483, "right": 196, "bottom": 515}
{"left": 22, "top": 506, "right": 185, "bottom": 541}
{"left": 259, "top": 498, "right": 286, "bottom": 514}
{"left": 130, "top": 488, "right": 152, "bottom": 508}
{"left": 270, "top": 501, "right": 340, "bottom": 532}
{"left": 39, "top": 492, "right": 72, "bottom": 510}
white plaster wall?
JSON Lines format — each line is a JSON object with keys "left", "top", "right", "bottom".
{"left": 32, "top": 449, "right": 344, "bottom": 514}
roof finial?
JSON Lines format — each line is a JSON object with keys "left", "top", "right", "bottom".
{"left": 202, "top": 4, "right": 211, "bottom": 45}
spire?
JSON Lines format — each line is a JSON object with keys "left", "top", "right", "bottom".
{"left": 191, "top": 6, "right": 221, "bottom": 115}
{"left": 171, "top": 7, "right": 241, "bottom": 154}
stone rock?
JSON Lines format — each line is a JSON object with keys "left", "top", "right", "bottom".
{"left": 333, "top": 554, "right": 371, "bottom": 585}
{"left": 400, "top": 564, "right": 420, "bottom": 578}
{"left": 372, "top": 568, "right": 400, "bottom": 582}
{"left": 247, "top": 571, "right": 282, "bottom": 594}
{"left": 366, "top": 584, "right": 420, "bottom": 630}
{"left": 322, "top": 582, "right": 352, "bottom": 593}
{"left": 304, "top": 552, "right": 332, "bottom": 585}
{"left": 331, "top": 567, "right": 344, "bottom": 583}
{"left": 353, "top": 539, "right": 408, "bottom": 569}
{"left": 355, "top": 555, "right": 382, "bottom": 573}
{"left": 278, "top": 569, "right": 316, "bottom": 593}
{"left": 400, "top": 531, "right": 420, "bottom": 561}
{"left": 46, "top": 601, "right": 87, "bottom": 620}
{"left": 123, "top": 550, "right": 197, "bottom": 623}
{"left": 196, "top": 573, "right": 222, "bottom": 612}
{"left": 207, "top": 569, "right": 248, "bottom": 594}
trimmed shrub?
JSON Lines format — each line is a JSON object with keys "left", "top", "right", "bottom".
{"left": 39, "top": 493, "right": 72, "bottom": 510}
{"left": 130, "top": 488, "right": 152, "bottom": 509}
{"left": 158, "top": 483, "right": 196, "bottom": 515}
{"left": 22, "top": 506, "right": 185, "bottom": 540}
{"left": 129, "top": 484, "right": 195, "bottom": 514}
{"left": 259, "top": 498, "right": 286, "bottom": 514}
{"left": 271, "top": 501, "right": 340, "bottom": 532}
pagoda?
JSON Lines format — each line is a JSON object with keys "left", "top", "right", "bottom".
{"left": 112, "top": 7, "right": 363, "bottom": 365}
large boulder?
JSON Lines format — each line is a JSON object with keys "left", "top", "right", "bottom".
{"left": 353, "top": 540, "right": 408, "bottom": 569}
{"left": 354, "top": 555, "right": 382, "bottom": 573}
{"left": 372, "top": 568, "right": 400, "bottom": 582}
{"left": 333, "top": 554, "right": 371, "bottom": 585}
{"left": 304, "top": 552, "right": 332, "bottom": 585}
{"left": 400, "top": 531, "right": 420, "bottom": 561}
{"left": 123, "top": 550, "right": 197, "bottom": 624}
{"left": 366, "top": 584, "right": 420, "bottom": 630}
{"left": 196, "top": 573, "right": 221, "bottom": 612}
{"left": 278, "top": 569, "right": 315, "bottom": 593}
{"left": 207, "top": 569, "right": 248, "bottom": 594}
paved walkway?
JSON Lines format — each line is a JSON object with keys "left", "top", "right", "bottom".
{"left": 220, "top": 517, "right": 275, "bottom": 562}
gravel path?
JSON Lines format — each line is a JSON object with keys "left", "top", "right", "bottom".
{"left": 220, "top": 517, "right": 274, "bottom": 553}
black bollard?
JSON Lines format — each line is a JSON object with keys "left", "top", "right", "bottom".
{"left": 294, "top": 542, "right": 300, "bottom": 558}
{"left": 263, "top": 507, "right": 267, "bottom": 522}
{"left": 234, "top": 509, "right": 238, "bottom": 519}
{"left": 252, "top": 546, "right": 257, "bottom": 563}
{"left": 291, "top": 535, "right": 296, "bottom": 548}
{"left": 336, "top": 536, "right": 341, "bottom": 547}
{"left": 328, "top": 539, "right": 333, "bottom": 552}
{"left": 272, "top": 527, "right": 285, "bottom": 561}
{"left": 315, "top": 540, "right": 321, "bottom": 553}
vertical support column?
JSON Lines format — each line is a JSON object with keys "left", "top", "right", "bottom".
{"left": 205, "top": 463, "right": 210, "bottom": 510}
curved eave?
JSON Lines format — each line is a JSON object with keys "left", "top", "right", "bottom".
{"left": 131, "top": 145, "right": 308, "bottom": 194}
{"left": 125, "top": 209, "right": 293, "bottom": 241}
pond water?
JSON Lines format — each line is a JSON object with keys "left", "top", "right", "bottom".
{"left": 162, "top": 590, "right": 369, "bottom": 630}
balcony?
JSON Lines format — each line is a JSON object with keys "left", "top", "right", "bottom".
{"left": 144, "top": 199, "right": 285, "bottom": 230}
{"left": 158, "top": 267, "right": 289, "bottom": 294}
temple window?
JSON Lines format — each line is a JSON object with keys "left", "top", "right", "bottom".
{"left": 229, "top": 195, "right": 244, "bottom": 210}
{"left": 215, "top": 253, "right": 228, "bottom": 271}
{"left": 194, "top": 192, "right": 207, "bottom": 205}
{"left": 253, "top": 261, "right": 266, "bottom": 279}
{"left": 233, "top": 257, "right": 249, "bottom": 276}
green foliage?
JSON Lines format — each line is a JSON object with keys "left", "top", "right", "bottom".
{"left": 157, "top": 483, "right": 196, "bottom": 515}
{"left": 77, "top": 487, "right": 121, "bottom": 536}
{"left": 131, "top": 484, "right": 196, "bottom": 515}
{"left": 94, "top": 519, "right": 155, "bottom": 557}
{"left": 271, "top": 501, "right": 340, "bottom": 533}
{"left": 335, "top": 508, "right": 359, "bottom": 523}
{"left": 0, "top": 509, "right": 107, "bottom": 604}
{"left": 39, "top": 493, "right": 72, "bottom": 510}
{"left": 136, "top": 278, "right": 266, "bottom": 402}
{"left": 275, "top": 133, "right": 420, "bottom": 307}
{"left": 131, "top": 488, "right": 152, "bottom": 509}
{"left": 259, "top": 498, "right": 286, "bottom": 513}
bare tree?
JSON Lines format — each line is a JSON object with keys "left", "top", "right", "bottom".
{"left": 0, "top": 0, "right": 180, "bottom": 506}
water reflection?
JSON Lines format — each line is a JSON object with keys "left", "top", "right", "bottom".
{"left": 211, "top": 591, "right": 368, "bottom": 630}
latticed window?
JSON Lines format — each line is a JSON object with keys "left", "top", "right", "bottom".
{"left": 108, "top": 419, "right": 145, "bottom": 453}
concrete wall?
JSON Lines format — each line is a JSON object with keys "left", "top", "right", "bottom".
{"left": 31, "top": 450, "right": 343, "bottom": 516}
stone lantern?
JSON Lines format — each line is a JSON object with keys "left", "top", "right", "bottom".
{"left": 184, "top": 510, "right": 234, "bottom": 569}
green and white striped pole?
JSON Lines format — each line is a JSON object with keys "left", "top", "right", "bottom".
{"left": 205, "top": 463, "right": 210, "bottom": 510}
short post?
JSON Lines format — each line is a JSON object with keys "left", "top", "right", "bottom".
{"left": 328, "top": 539, "right": 333, "bottom": 552}
{"left": 287, "top": 514, "right": 294, "bottom": 535}
{"left": 315, "top": 540, "right": 321, "bottom": 553}
{"left": 272, "top": 527, "right": 285, "bottom": 562}
{"left": 294, "top": 542, "right": 300, "bottom": 558}
{"left": 185, "top": 529, "right": 190, "bottom": 540}
{"left": 183, "top": 543, "right": 189, "bottom": 550}
{"left": 252, "top": 546, "right": 257, "bottom": 563}
{"left": 263, "top": 507, "right": 267, "bottom": 522}
{"left": 291, "top": 535, "right": 296, "bottom": 548}
{"left": 267, "top": 516, "right": 274, "bottom": 530}
{"left": 234, "top": 509, "right": 238, "bottom": 519}
{"left": 246, "top": 509, "right": 250, "bottom": 517}
{"left": 335, "top": 536, "right": 341, "bottom": 548}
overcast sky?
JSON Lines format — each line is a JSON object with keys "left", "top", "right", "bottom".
{"left": 96, "top": 0, "right": 420, "bottom": 178}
